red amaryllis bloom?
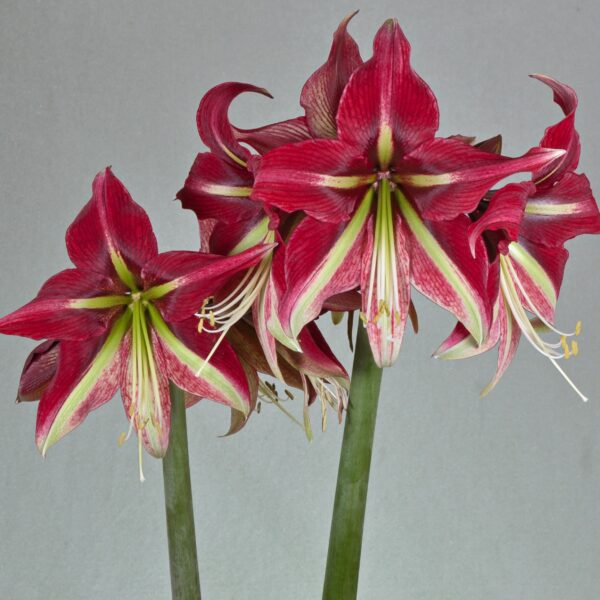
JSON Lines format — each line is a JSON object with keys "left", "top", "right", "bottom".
{"left": 0, "top": 168, "right": 272, "bottom": 478}
{"left": 436, "top": 76, "right": 600, "bottom": 399}
{"left": 252, "top": 18, "right": 565, "bottom": 367}
{"left": 177, "top": 82, "right": 312, "bottom": 372}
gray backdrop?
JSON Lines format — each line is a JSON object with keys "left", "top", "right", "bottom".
{"left": 1, "top": 1, "right": 599, "bottom": 598}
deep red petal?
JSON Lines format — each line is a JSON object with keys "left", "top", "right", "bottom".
{"left": 507, "top": 240, "right": 568, "bottom": 322}
{"left": 337, "top": 19, "right": 439, "bottom": 162}
{"left": 207, "top": 212, "right": 269, "bottom": 256}
{"left": 17, "top": 340, "right": 60, "bottom": 402}
{"left": 177, "top": 153, "right": 261, "bottom": 224}
{"left": 530, "top": 74, "right": 580, "bottom": 187}
{"left": 481, "top": 295, "right": 522, "bottom": 396}
{"left": 300, "top": 11, "right": 362, "bottom": 139}
{"left": 235, "top": 116, "right": 312, "bottom": 154}
{"left": 521, "top": 173, "right": 600, "bottom": 246}
{"left": 280, "top": 214, "right": 367, "bottom": 338}
{"left": 196, "top": 82, "right": 271, "bottom": 164}
{"left": 405, "top": 209, "right": 491, "bottom": 342}
{"left": 0, "top": 269, "right": 122, "bottom": 340}
{"left": 469, "top": 182, "right": 535, "bottom": 255}
{"left": 252, "top": 138, "right": 373, "bottom": 222}
{"left": 159, "top": 317, "right": 252, "bottom": 412}
{"left": 66, "top": 168, "right": 158, "bottom": 281}
{"left": 35, "top": 335, "right": 122, "bottom": 452}
{"left": 397, "top": 138, "right": 564, "bottom": 220}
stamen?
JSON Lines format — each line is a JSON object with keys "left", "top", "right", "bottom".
{"left": 499, "top": 255, "right": 588, "bottom": 401}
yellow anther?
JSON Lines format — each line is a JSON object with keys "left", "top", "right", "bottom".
{"left": 117, "top": 432, "right": 127, "bottom": 447}
{"left": 571, "top": 340, "right": 579, "bottom": 357}
{"left": 575, "top": 320, "right": 582, "bottom": 336}
{"left": 209, "top": 311, "right": 216, "bottom": 328}
{"left": 197, "top": 318, "right": 205, "bottom": 333}
{"left": 561, "top": 336, "right": 571, "bottom": 360}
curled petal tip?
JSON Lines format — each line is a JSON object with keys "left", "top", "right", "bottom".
{"left": 257, "top": 87, "right": 274, "bottom": 99}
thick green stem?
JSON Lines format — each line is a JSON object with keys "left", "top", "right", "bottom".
{"left": 322, "top": 325, "right": 384, "bottom": 600}
{"left": 163, "top": 383, "right": 201, "bottom": 600}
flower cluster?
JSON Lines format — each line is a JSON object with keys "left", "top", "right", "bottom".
{"left": 1, "top": 13, "right": 599, "bottom": 472}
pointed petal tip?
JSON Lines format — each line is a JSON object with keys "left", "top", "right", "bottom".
{"left": 257, "top": 87, "right": 274, "bottom": 100}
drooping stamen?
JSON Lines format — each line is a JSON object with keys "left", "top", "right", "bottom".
{"left": 258, "top": 379, "right": 305, "bottom": 431}
{"left": 499, "top": 254, "right": 587, "bottom": 401}
{"left": 196, "top": 255, "right": 273, "bottom": 334}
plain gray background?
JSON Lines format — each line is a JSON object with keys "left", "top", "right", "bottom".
{"left": 1, "top": 1, "right": 599, "bottom": 598}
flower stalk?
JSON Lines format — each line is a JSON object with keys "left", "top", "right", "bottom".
{"left": 322, "top": 324, "right": 383, "bottom": 600}
{"left": 163, "top": 383, "right": 201, "bottom": 600}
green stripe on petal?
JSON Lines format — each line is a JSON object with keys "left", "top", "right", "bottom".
{"left": 201, "top": 184, "right": 253, "bottom": 197}
{"left": 70, "top": 295, "right": 131, "bottom": 309}
{"left": 376, "top": 124, "right": 393, "bottom": 169}
{"left": 393, "top": 173, "right": 453, "bottom": 187}
{"left": 525, "top": 200, "right": 582, "bottom": 216}
{"left": 507, "top": 242, "right": 557, "bottom": 308}
{"left": 230, "top": 217, "right": 272, "bottom": 254}
{"left": 289, "top": 189, "right": 373, "bottom": 339}
{"left": 41, "top": 310, "right": 132, "bottom": 455}
{"left": 395, "top": 189, "right": 484, "bottom": 344}
{"left": 317, "top": 174, "right": 377, "bottom": 189}
{"left": 146, "top": 305, "right": 248, "bottom": 416}
{"left": 111, "top": 251, "right": 139, "bottom": 291}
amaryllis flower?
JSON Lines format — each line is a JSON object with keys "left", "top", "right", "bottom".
{"left": 436, "top": 75, "right": 600, "bottom": 399}
{"left": 0, "top": 168, "right": 272, "bottom": 478}
{"left": 252, "top": 18, "right": 565, "bottom": 367}
{"left": 178, "top": 81, "right": 318, "bottom": 379}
